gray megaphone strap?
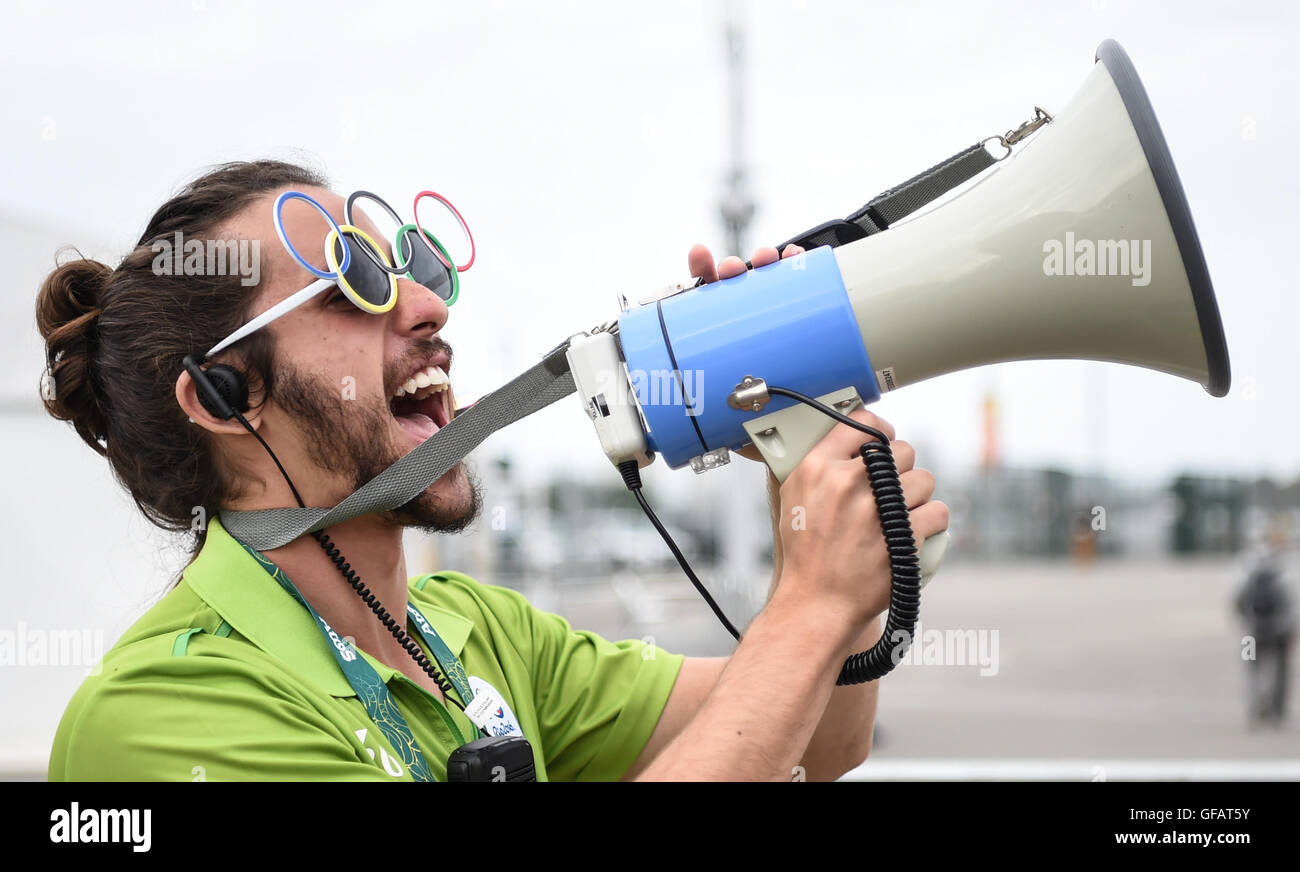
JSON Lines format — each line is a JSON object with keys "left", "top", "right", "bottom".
{"left": 776, "top": 107, "right": 1052, "bottom": 253}
{"left": 221, "top": 340, "right": 575, "bottom": 551}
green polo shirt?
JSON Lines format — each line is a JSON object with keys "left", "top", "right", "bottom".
{"left": 48, "top": 518, "right": 684, "bottom": 782}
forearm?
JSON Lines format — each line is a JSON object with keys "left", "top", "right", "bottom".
{"left": 634, "top": 589, "right": 861, "bottom": 781}
{"left": 766, "top": 471, "right": 883, "bottom": 780}
{"left": 799, "top": 612, "right": 883, "bottom": 780}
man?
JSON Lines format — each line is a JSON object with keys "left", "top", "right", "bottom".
{"left": 1234, "top": 526, "right": 1295, "bottom": 726}
{"left": 39, "top": 160, "right": 948, "bottom": 781}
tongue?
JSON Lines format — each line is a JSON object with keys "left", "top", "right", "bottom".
{"left": 396, "top": 412, "right": 441, "bottom": 442}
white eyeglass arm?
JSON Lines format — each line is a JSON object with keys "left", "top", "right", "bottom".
{"left": 205, "top": 277, "right": 334, "bottom": 359}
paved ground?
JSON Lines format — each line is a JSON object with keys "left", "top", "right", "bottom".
{"left": 868, "top": 558, "right": 1297, "bottom": 764}
{"left": 549, "top": 557, "right": 1298, "bottom": 769}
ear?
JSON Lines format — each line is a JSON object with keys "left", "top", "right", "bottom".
{"left": 175, "top": 366, "right": 259, "bottom": 436}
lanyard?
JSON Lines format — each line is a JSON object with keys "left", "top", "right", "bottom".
{"left": 239, "top": 542, "right": 478, "bottom": 781}
{"left": 406, "top": 602, "right": 474, "bottom": 704}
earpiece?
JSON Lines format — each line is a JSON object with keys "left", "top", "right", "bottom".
{"left": 182, "top": 355, "right": 250, "bottom": 421}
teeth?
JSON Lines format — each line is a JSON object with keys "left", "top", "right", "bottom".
{"left": 392, "top": 364, "right": 452, "bottom": 400}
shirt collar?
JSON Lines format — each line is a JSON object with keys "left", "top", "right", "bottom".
{"left": 184, "top": 517, "right": 474, "bottom": 698}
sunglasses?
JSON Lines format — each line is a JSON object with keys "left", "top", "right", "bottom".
{"left": 205, "top": 189, "right": 473, "bottom": 359}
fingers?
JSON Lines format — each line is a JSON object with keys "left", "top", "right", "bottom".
{"left": 812, "top": 407, "right": 897, "bottom": 461}
{"left": 900, "top": 466, "right": 935, "bottom": 510}
{"left": 688, "top": 243, "right": 718, "bottom": 284}
{"left": 688, "top": 243, "right": 807, "bottom": 285}
{"left": 748, "top": 246, "right": 781, "bottom": 269}
{"left": 748, "top": 244, "right": 803, "bottom": 270}
{"left": 909, "top": 500, "right": 951, "bottom": 541}
{"left": 717, "top": 255, "right": 748, "bottom": 280}
{"left": 889, "top": 439, "right": 915, "bottom": 474}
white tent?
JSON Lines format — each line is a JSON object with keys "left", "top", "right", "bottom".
{"left": 0, "top": 208, "right": 183, "bottom": 779}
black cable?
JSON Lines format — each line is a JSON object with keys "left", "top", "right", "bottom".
{"left": 617, "top": 387, "right": 921, "bottom": 685}
{"left": 236, "top": 412, "right": 307, "bottom": 508}
{"left": 233, "top": 412, "right": 465, "bottom": 708}
{"left": 618, "top": 461, "right": 743, "bottom": 641}
{"left": 311, "top": 529, "right": 462, "bottom": 705}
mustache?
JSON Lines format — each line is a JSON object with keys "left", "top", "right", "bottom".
{"left": 385, "top": 337, "right": 454, "bottom": 395}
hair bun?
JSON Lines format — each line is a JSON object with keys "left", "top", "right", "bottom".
{"left": 36, "top": 253, "right": 112, "bottom": 454}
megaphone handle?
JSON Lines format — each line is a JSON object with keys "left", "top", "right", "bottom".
{"left": 918, "top": 530, "right": 950, "bottom": 590}
{"left": 742, "top": 386, "right": 949, "bottom": 683}
{"left": 742, "top": 386, "right": 951, "bottom": 582}
{"left": 746, "top": 395, "right": 949, "bottom": 584}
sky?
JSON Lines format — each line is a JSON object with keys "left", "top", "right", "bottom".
{"left": 2, "top": 0, "right": 1297, "bottom": 488}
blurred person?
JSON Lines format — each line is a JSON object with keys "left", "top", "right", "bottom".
{"left": 1233, "top": 524, "right": 1295, "bottom": 726}
{"left": 36, "top": 160, "right": 948, "bottom": 782}
{"left": 1069, "top": 512, "right": 1098, "bottom": 563}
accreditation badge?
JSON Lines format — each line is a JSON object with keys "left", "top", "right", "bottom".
{"left": 465, "top": 676, "right": 524, "bottom": 739}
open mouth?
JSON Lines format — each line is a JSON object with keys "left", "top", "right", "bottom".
{"left": 390, "top": 363, "right": 453, "bottom": 443}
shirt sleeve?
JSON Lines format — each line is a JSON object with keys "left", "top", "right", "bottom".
{"left": 523, "top": 603, "right": 685, "bottom": 781}
{"left": 444, "top": 577, "right": 685, "bottom": 782}
{"left": 48, "top": 642, "right": 391, "bottom": 782}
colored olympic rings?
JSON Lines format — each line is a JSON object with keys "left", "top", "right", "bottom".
{"left": 413, "top": 190, "right": 476, "bottom": 272}
{"left": 274, "top": 191, "right": 351, "bottom": 280}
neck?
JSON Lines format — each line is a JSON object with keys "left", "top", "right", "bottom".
{"left": 263, "top": 514, "right": 412, "bottom": 667}
{"left": 222, "top": 421, "right": 420, "bottom": 670}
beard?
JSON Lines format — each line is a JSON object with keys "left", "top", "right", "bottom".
{"left": 272, "top": 356, "right": 482, "bottom": 533}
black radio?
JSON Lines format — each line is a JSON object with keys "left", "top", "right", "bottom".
{"left": 447, "top": 736, "right": 536, "bottom": 782}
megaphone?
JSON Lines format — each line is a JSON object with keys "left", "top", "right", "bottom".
{"left": 215, "top": 39, "right": 1230, "bottom": 683}
{"left": 565, "top": 39, "right": 1230, "bottom": 675}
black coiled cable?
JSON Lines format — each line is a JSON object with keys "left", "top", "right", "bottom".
{"left": 312, "top": 530, "right": 463, "bottom": 706}
{"left": 620, "top": 385, "right": 921, "bottom": 686}
{"left": 767, "top": 386, "right": 920, "bottom": 685}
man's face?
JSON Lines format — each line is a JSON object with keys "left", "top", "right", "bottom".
{"left": 223, "top": 186, "right": 480, "bottom": 531}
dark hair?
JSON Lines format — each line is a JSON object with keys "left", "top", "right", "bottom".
{"left": 36, "top": 159, "right": 328, "bottom": 553}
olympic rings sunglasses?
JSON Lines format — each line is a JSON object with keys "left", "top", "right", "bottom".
{"left": 204, "top": 189, "right": 474, "bottom": 359}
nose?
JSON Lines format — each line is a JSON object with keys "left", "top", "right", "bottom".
{"left": 391, "top": 276, "right": 450, "bottom": 338}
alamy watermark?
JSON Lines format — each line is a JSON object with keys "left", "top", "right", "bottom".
{"left": 1042, "top": 232, "right": 1151, "bottom": 287}
{"left": 49, "top": 803, "right": 150, "bottom": 852}
{"left": 630, "top": 368, "right": 704, "bottom": 413}
{"left": 0, "top": 622, "right": 104, "bottom": 675}
{"left": 151, "top": 231, "right": 260, "bottom": 287}
{"left": 591, "top": 366, "right": 706, "bottom": 415}
{"left": 889, "top": 621, "right": 1000, "bottom": 676}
